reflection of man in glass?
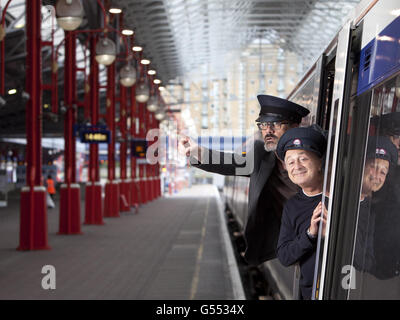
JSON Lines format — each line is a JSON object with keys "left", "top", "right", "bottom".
{"left": 361, "top": 156, "right": 390, "bottom": 196}
{"left": 355, "top": 136, "right": 398, "bottom": 274}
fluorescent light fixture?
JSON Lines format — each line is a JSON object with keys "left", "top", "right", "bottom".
{"left": 121, "top": 29, "right": 134, "bottom": 36}
{"left": 109, "top": 8, "right": 122, "bottom": 14}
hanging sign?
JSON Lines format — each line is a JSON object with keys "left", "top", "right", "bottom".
{"left": 80, "top": 129, "right": 110, "bottom": 143}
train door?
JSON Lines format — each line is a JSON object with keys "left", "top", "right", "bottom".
{"left": 285, "top": 49, "right": 336, "bottom": 299}
{"left": 310, "top": 16, "right": 362, "bottom": 299}
{"left": 314, "top": 1, "right": 400, "bottom": 300}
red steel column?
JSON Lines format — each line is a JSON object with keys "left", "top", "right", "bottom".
{"left": 143, "top": 106, "right": 150, "bottom": 203}
{"left": 104, "top": 61, "right": 120, "bottom": 217}
{"left": 156, "top": 118, "right": 161, "bottom": 198}
{"left": 119, "top": 84, "right": 131, "bottom": 211}
{"left": 130, "top": 85, "right": 138, "bottom": 207}
{"left": 153, "top": 116, "right": 160, "bottom": 199}
{"left": 148, "top": 113, "right": 155, "bottom": 202}
{"left": 138, "top": 102, "right": 146, "bottom": 204}
{"left": 18, "top": 0, "right": 49, "bottom": 250}
{"left": 59, "top": 31, "right": 81, "bottom": 234}
{"left": 85, "top": 35, "right": 103, "bottom": 225}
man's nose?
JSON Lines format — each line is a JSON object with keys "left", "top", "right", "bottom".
{"left": 293, "top": 159, "right": 303, "bottom": 170}
{"left": 264, "top": 125, "right": 275, "bottom": 134}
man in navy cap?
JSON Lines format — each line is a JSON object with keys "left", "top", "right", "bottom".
{"left": 180, "top": 94, "right": 310, "bottom": 265}
{"left": 360, "top": 135, "right": 398, "bottom": 198}
{"left": 275, "top": 126, "right": 327, "bottom": 299}
{"left": 355, "top": 135, "right": 399, "bottom": 278}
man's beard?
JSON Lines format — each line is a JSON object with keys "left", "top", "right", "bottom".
{"left": 264, "top": 134, "right": 278, "bottom": 152}
{"left": 264, "top": 142, "right": 277, "bottom": 152}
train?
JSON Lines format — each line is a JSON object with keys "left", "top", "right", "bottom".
{"left": 223, "top": 0, "right": 400, "bottom": 300}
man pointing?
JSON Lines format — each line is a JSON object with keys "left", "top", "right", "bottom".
{"left": 181, "top": 95, "right": 310, "bottom": 265}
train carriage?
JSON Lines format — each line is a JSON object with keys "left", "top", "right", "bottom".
{"left": 224, "top": 0, "right": 400, "bottom": 300}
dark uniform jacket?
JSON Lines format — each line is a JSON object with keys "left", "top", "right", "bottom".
{"left": 276, "top": 191, "right": 320, "bottom": 300}
{"left": 191, "top": 139, "right": 298, "bottom": 265}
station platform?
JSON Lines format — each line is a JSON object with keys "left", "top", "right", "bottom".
{"left": 0, "top": 184, "right": 244, "bottom": 300}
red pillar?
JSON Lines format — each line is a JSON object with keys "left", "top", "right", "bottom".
{"left": 18, "top": 0, "right": 49, "bottom": 250}
{"left": 119, "top": 84, "right": 131, "bottom": 211}
{"left": 59, "top": 31, "right": 81, "bottom": 234}
{"left": 138, "top": 102, "right": 146, "bottom": 204}
{"left": 104, "top": 61, "right": 120, "bottom": 217}
{"left": 143, "top": 106, "right": 150, "bottom": 203}
{"left": 130, "top": 85, "right": 138, "bottom": 207}
{"left": 155, "top": 118, "right": 161, "bottom": 198}
{"left": 148, "top": 113, "right": 154, "bottom": 202}
{"left": 85, "top": 35, "right": 103, "bottom": 225}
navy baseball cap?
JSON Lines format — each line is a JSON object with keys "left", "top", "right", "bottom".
{"left": 366, "top": 135, "right": 398, "bottom": 165}
{"left": 277, "top": 126, "right": 327, "bottom": 161}
{"left": 256, "top": 95, "right": 310, "bottom": 124}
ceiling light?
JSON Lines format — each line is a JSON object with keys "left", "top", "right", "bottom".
{"left": 140, "top": 59, "right": 150, "bottom": 65}
{"left": 109, "top": 7, "right": 122, "bottom": 14}
{"left": 132, "top": 46, "right": 142, "bottom": 52}
{"left": 148, "top": 69, "right": 156, "bottom": 75}
{"left": 8, "top": 89, "right": 17, "bottom": 95}
{"left": 146, "top": 96, "right": 159, "bottom": 112}
{"left": 55, "top": 0, "right": 84, "bottom": 31}
{"left": 95, "top": 37, "right": 116, "bottom": 66}
{"left": 121, "top": 29, "right": 134, "bottom": 36}
{"left": 153, "top": 79, "right": 161, "bottom": 84}
{"left": 119, "top": 63, "right": 137, "bottom": 87}
{"left": 136, "top": 81, "right": 150, "bottom": 103}
{"left": 158, "top": 86, "right": 165, "bottom": 91}
{"left": 154, "top": 111, "right": 165, "bottom": 121}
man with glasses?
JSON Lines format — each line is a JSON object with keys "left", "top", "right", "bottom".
{"left": 180, "top": 94, "right": 309, "bottom": 265}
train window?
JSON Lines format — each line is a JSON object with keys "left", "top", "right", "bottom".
{"left": 348, "top": 74, "right": 400, "bottom": 299}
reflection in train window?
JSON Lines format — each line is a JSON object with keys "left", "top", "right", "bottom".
{"left": 349, "top": 74, "right": 400, "bottom": 299}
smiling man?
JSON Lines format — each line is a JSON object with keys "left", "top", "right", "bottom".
{"left": 180, "top": 95, "right": 309, "bottom": 265}
{"left": 275, "top": 126, "right": 327, "bottom": 300}
{"left": 355, "top": 135, "right": 398, "bottom": 274}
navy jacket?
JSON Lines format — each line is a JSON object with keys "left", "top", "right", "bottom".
{"left": 277, "top": 191, "right": 320, "bottom": 299}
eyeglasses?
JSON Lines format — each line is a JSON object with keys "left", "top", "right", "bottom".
{"left": 257, "top": 121, "right": 290, "bottom": 130}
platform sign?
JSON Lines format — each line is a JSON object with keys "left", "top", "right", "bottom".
{"left": 131, "top": 139, "right": 148, "bottom": 158}
{"left": 80, "top": 129, "right": 110, "bottom": 144}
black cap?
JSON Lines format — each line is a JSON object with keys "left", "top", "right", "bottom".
{"left": 256, "top": 95, "right": 310, "bottom": 124}
{"left": 366, "top": 135, "right": 398, "bottom": 165}
{"left": 277, "top": 126, "right": 327, "bottom": 161}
